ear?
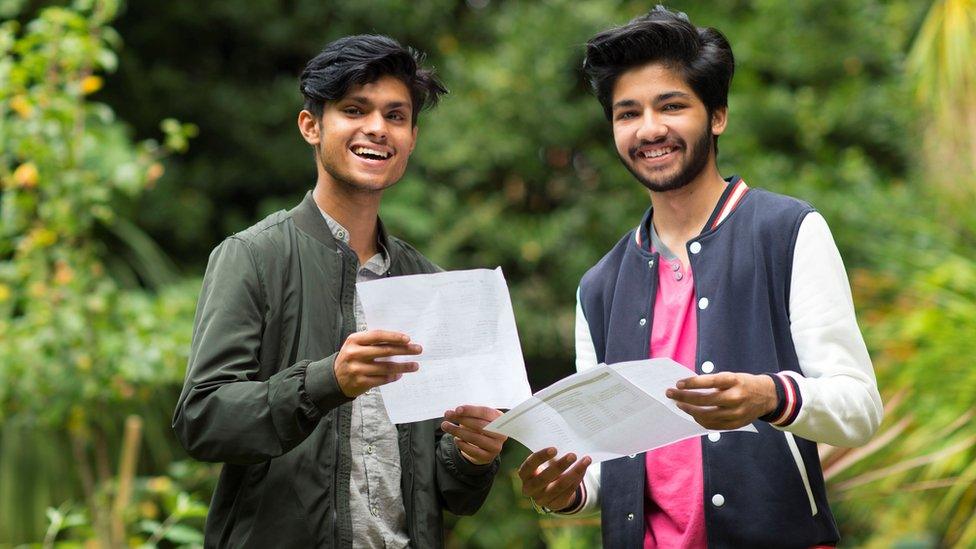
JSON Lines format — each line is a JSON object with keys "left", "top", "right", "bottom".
{"left": 710, "top": 106, "right": 728, "bottom": 136}
{"left": 298, "top": 110, "right": 321, "bottom": 145}
{"left": 408, "top": 124, "right": 418, "bottom": 154}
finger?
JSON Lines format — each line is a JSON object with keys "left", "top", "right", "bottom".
{"left": 443, "top": 411, "right": 501, "bottom": 433}
{"left": 518, "top": 448, "right": 557, "bottom": 481}
{"left": 539, "top": 457, "right": 591, "bottom": 508}
{"left": 525, "top": 454, "right": 578, "bottom": 492}
{"left": 442, "top": 423, "right": 504, "bottom": 451}
{"left": 676, "top": 373, "right": 736, "bottom": 391}
{"left": 455, "top": 438, "right": 493, "bottom": 464}
{"left": 358, "top": 343, "right": 423, "bottom": 360}
{"left": 666, "top": 388, "right": 731, "bottom": 407}
{"left": 355, "top": 361, "right": 420, "bottom": 377}
{"left": 447, "top": 406, "right": 503, "bottom": 422}
{"left": 348, "top": 330, "right": 410, "bottom": 345}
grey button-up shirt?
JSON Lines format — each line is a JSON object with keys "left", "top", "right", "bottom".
{"left": 319, "top": 209, "right": 410, "bottom": 549}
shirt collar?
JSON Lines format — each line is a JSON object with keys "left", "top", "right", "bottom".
{"left": 317, "top": 207, "right": 390, "bottom": 275}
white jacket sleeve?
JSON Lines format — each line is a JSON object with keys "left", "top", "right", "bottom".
{"left": 775, "top": 212, "right": 883, "bottom": 447}
{"left": 559, "top": 287, "right": 603, "bottom": 515}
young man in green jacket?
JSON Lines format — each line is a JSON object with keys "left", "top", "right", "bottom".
{"left": 173, "top": 35, "right": 507, "bottom": 548}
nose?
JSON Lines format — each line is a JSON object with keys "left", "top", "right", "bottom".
{"left": 635, "top": 109, "right": 667, "bottom": 143}
{"left": 363, "top": 111, "right": 388, "bottom": 140}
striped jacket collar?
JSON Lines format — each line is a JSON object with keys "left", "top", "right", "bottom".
{"left": 635, "top": 176, "right": 749, "bottom": 249}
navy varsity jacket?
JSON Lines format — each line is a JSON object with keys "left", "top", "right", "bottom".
{"left": 569, "top": 178, "right": 882, "bottom": 548}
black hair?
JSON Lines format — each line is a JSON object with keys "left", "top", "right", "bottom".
{"left": 582, "top": 6, "right": 734, "bottom": 122}
{"left": 300, "top": 34, "right": 447, "bottom": 126}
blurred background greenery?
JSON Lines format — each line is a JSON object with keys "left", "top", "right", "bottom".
{"left": 1, "top": 0, "right": 974, "bottom": 547}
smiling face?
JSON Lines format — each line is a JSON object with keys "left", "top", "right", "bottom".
{"left": 611, "top": 62, "right": 726, "bottom": 193}
{"left": 299, "top": 75, "right": 418, "bottom": 194}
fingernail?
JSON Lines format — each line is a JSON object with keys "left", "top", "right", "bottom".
{"left": 665, "top": 389, "right": 675, "bottom": 398}
{"left": 547, "top": 448, "right": 556, "bottom": 457}
{"left": 676, "top": 381, "right": 686, "bottom": 389}
{"left": 456, "top": 406, "right": 464, "bottom": 414}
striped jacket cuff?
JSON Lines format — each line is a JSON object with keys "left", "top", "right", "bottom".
{"left": 760, "top": 373, "right": 803, "bottom": 427}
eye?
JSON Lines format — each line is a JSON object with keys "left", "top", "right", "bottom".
{"left": 615, "top": 111, "right": 638, "bottom": 121}
{"left": 386, "top": 111, "right": 407, "bottom": 122}
{"left": 342, "top": 106, "right": 363, "bottom": 116}
{"left": 662, "top": 103, "right": 686, "bottom": 112}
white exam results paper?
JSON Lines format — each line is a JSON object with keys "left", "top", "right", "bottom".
{"left": 356, "top": 268, "right": 532, "bottom": 423}
{"left": 485, "top": 358, "right": 758, "bottom": 463}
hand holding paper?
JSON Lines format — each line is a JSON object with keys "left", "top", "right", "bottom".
{"left": 487, "top": 358, "right": 758, "bottom": 464}
{"left": 357, "top": 268, "right": 532, "bottom": 423}
{"left": 666, "top": 372, "right": 779, "bottom": 430}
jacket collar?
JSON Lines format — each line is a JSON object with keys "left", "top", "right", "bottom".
{"left": 290, "top": 191, "right": 395, "bottom": 258}
{"left": 635, "top": 175, "right": 748, "bottom": 250}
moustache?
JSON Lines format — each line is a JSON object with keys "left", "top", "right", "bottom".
{"left": 629, "top": 138, "right": 684, "bottom": 160}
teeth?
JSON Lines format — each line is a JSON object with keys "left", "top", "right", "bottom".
{"left": 353, "top": 147, "right": 390, "bottom": 159}
{"left": 642, "top": 147, "right": 673, "bottom": 159}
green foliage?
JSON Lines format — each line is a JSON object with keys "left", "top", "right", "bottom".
{"left": 40, "top": 460, "right": 215, "bottom": 548}
{"left": 3, "top": 0, "right": 975, "bottom": 546}
{"left": 0, "top": 0, "right": 197, "bottom": 543}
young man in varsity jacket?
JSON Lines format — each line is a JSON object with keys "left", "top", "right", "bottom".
{"left": 517, "top": 7, "right": 883, "bottom": 548}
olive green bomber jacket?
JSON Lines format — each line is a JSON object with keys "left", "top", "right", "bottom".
{"left": 173, "top": 193, "right": 499, "bottom": 548}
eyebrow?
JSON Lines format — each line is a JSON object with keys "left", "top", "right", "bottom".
{"left": 346, "top": 96, "right": 411, "bottom": 111}
{"left": 611, "top": 91, "right": 693, "bottom": 111}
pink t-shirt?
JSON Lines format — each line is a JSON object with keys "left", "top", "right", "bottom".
{"left": 643, "top": 253, "right": 707, "bottom": 549}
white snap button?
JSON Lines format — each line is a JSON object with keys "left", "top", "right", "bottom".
{"left": 628, "top": 454, "right": 637, "bottom": 459}
{"left": 627, "top": 513, "right": 634, "bottom": 520}
{"left": 639, "top": 318, "right": 647, "bottom": 327}
{"left": 708, "top": 433, "right": 721, "bottom": 442}
{"left": 698, "top": 297, "right": 709, "bottom": 310}
{"left": 648, "top": 260, "right": 654, "bottom": 269}
{"left": 366, "top": 444, "right": 374, "bottom": 454}
{"left": 712, "top": 494, "right": 725, "bottom": 507}
{"left": 701, "top": 361, "right": 714, "bottom": 373}
{"left": 690, "top": 241, "right": 702, "bottom": 254}
{"left": 371, "top": 506, "right": 380, "bottom": 516}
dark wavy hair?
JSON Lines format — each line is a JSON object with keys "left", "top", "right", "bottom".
{"left": 582, "top": 6, "right": 734, "bottom": 123}
{"left": 300, "top": 35, "right": 447, "bottom": 125}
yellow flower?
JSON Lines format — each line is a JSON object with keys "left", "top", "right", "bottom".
{"left": 139, "top": 501, "right": 160, "bottom": 519}
{"left": 145, "top": 162, "right": 165, "bottom": 187}
{"left": 12, "top": 162, "right": 39, "bottom": 188}
{"left": 29, "top": 227, "right": 58, "bottom": 248}
{"left": 9, "top": 95, "right": 32, "bottom": 118}
{"left": 80, "top": 75, "right": 103, "bottom": 95}
{"left": 146, "top": 476, "right": 173, "bottom": 493}
{"left": 0, "top": 284, "right": 10, "bottom": 302}
{"left": 54, "top": 260, "right": 75, "bottom": 285}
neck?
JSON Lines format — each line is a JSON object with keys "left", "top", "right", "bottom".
{"left": 312, "top": 176, "right": 382, "bottom": 265}
{"left": 649, "top": 163, "right": 727, "bottom": 244}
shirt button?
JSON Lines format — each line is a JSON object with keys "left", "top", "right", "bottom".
{"left": 690, "top": 241, "right": 702, "bottom": 254}
{"left": 701, "top": 361, "right": 714, "bottom": 373}
{"left": 365, "top": 444, "right": 374, "bottom": 454}
{"left": 639, "top": 318, "right": 647, "bottom": 327}
{"left": 627, "top": 512, "right": 635, "bottom": 521}
{"left": 712, "top": 494, "right": 725, "bottom": 507}
{"left": 670, "top": 262, "right": 680, "bottom": 272}
{"left": 648, "top": 259, "right": 654, "bottom": 269}
{"left": 337, "top": 229, "right": 346, "bottom": 239}
{"left": 371, "top": 506, "right": 380, "bottom": 517}
{"left": 628, "top": 454, "right": 637, "bottom": 459}
{"left": 698, "top": 297, "right": 709, "bottom": 310}
{"left": 674, "top": 271, "right": 683, "bottom": 281}
{"left": 708, "top": 432, "right": 721, "bottom": 443}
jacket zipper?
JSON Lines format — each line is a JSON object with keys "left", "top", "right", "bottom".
{"left": 783, "top": 431, "right": 819, "bottom": 516}
{"left": 332, "top": 248, "right": 346, "bottom": 548}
